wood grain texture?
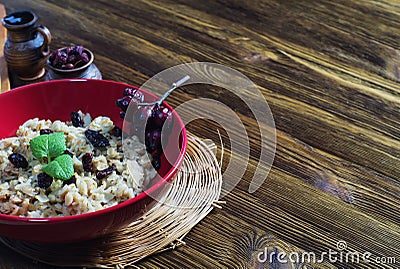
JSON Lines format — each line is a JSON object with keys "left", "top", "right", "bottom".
{"left": 0, "top": 4, "right": 9, "bottom": 92}
{"left": 1, "top": 0, "right": 400, "bottom": 268}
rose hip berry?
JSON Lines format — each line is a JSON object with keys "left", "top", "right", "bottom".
{"left": 85, "top": 129, "right": 110, "bottom": 148}
{"left": 71, "top": 111, "right": 83, "bottom": 127}
{"left": 40, "top": 129, "right": 54, "bottom": 135}
{"left": 8, "top": 153, "right": 29, "bottom": 169}
{"left": 110, "top": 126, "right": 123, "bottom": 137}
{"left": 96, "top": 164, "right": 116, "bottom": 180}
{"left": 37, "top": 173, "right": 53, "bottom": 189}
{"left": 49, "top": 45, "right": 90, "bottom": 70}
{"left": 82, "top": 153, "right": 93, "bottom": 172}
{"left": 64, "top": 175, "right": 76, "bottom": 185}
{"left": 151, "top": 154, "right": 161, "bottom": 171}
{"left": 64, "top": 150, "right": 74, "bottom": 158}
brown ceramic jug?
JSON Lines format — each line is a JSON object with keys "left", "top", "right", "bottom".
{"left": 1, "top": 10, "right": 51, "bottom": 80}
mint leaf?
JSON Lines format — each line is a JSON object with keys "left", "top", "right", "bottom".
{"left": 30, "top": 135, "right": 49, "bottom": 159}
{"left": 42, "top": 154, "right": 74, "bottom": 180}
{"left": 48, "top": 132, "right": 66, "bottom": 158}
{"left": 30, "top": 132, "right": 66, "bottom": 160}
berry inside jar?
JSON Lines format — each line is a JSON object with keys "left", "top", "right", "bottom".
{"left": 48, "top": 45, "right": 91, "bottom": 70}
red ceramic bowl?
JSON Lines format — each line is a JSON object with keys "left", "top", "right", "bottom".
{"left": 0, "top": 79, "right": 187, "bottom": 243}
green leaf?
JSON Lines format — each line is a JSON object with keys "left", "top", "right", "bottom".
{"left": 48, "top": 132, "right": 66, "bottom": 158}
{"left": 42, "top": 154, "right": 74, "bottom": 180}
{"left": 30, "top": 135, "right": 49, "bottom": 159}
{"left": 29, "top": 132, "right": 66, "bottom": 160}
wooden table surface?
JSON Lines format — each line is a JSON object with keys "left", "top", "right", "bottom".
{"left": 1, "top": 0, "right": 400, "bottom": 268}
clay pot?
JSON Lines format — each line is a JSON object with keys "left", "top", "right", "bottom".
{"left": 2, "top": 10, "right": 51, "bottom": 80}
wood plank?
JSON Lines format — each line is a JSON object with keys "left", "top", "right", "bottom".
{"left": 0, "top": 0, "right": 400, "bottom": 268}
{"left": 0, "top": 4, "right": 9, "bottom": 92}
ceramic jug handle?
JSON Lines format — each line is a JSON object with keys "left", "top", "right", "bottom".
{"left": 35, "top": 25, "right": 52, "bottom": 57}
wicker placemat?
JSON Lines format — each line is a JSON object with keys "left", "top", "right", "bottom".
{"left": 0, "top": 134, "right": 223, "bottom": 268}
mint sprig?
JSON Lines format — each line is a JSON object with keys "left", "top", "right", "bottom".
{"left": 30, "top": 132, "right": 74, "bottom": 180}
{"left": 30, "top": 132, "right": 66, "bottom": 160}
{"left": 42, "top": 154, "right": 74, "bottom": 180}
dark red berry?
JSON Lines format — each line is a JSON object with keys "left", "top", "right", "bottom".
{"left": 85, "top": 129, "right": 109, "bottom": 148}
{"left": 96, "top": 164, "right": 116, "bottom": 180}
{"left": 120, "top": 111, "right": 126, "bottom": 119}
{"left": 145, "top": 129, "right": 162, "bottom": 153}
{"left": 67, "top": 54, "right": 77, "bottom": 63}
{"left": 123, "top": 88, "right": 144, "bottom": 102}
{"left": 60, "top": 51, "right": 68, "bottom": 62}
{"left": 75, "top": 45, "right": 84, "bottom": 55}
{"left": 64, "top": 150, "right": 74, "bottom": 158}
{"left": 123, "top": 87, "right": 135, "bottom": 97}
{"left": 82, "top": 153, "right": 93, "bottom": 172}
{"left": 37, "top": 173, "right": 53, "bottom": 189}
{"left": 64, "top": 175, "right": 76, "bottom": 185}
{"left": 81, "top": 52, "right": 89, "bottom": 63}
{"left": 71, "top": 111, "right": 83, "bottom": 127}
{"left": 50, "top": 46, "right": 89, "bottom": 70}
{"left": 116, "top": 96, "right": 132, "bottom": 112}
{"left": 110, "top": 126, "right": 123, "bottom": 137}
{"left": 151, "top": 155, "right": 161, "bottom": 171}
{"left": 40, "top": 129, "right": 53, "bottom": 135}
{"left": 8, "top": 153, "right": 28, "bottom": 169}
{"left": 64, "top": 63, "right": 74, "bottom": 69}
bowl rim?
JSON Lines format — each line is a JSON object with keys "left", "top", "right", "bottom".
{"left": 46, "top": 47, "right": 94, "bottom": 73}
{"left": 0, "top": 79, "right": 188, "bottom": 223}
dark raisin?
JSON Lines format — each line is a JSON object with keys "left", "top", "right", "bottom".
{"left": 64, "top": 175, "right": 76, "bottom": 185}
{"left": 8, "top": 153, "right": 28, "bottom": 169}
{"left": 85, "top": 129, "right": 109, "bottom": 148}
{"left": 40, "top": 129, "right": 53, "bottom": 135}
{"left": 64, "top": 63, "right": 74, "bottom": 69}
{"left": 96, "top": 164, "right": 116, "bottom": 180}
{"left": 110, "top": 126, "right": 123, "bottom": 137}
{"left": 71, "top": 111, "right": 83, "bottom": 127}
{"left": 151, "top": 154, "right": 161, "bottom": 171}
{"left": 123, "top": 88, "right": 144, "bottom": 102}
{"left": 116, "top": 96, "right": 132, "bottom": 112}
{"left": 37, "top": 173, "right": 53, "bottom": 189}
{"left": 81, "top": 52, "right": 89, "bottom": 63}
{"left": 119, "top": 111, "right": 126, "bottom": 120}
{"left": 64, "top": 150, "right": 74, "bottom": 157}
{"left": 82, "top": 153, "right": 93, "bottom": 172}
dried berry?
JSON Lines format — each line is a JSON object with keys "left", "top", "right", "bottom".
{"left": 123, "top": 88, "right": 144, "bottom": 102}
{"left": 119, "top": 111, "right": 126, "bottom": 120}
{"left": 75, "top": 45, "right": 84, "bottom": 55}
{"left": 8, "top": 153, "right": 28, "bottom": 169}
{"left": 40, "top": 129, "right": 54, "bottom": 135}
{"left": 64, "top": 150, "right": 74, "bottom": 158}
{"left": 96, "top": 164, "right": 116, "bottom": 180}
{"left": 64, "top": 63, "right": 74, "bottom": 69}
{"left": 151, "top": 154, "right": 161, "bottom": 171}
{"left": 37, "top": 173, "right": 53, "bottom": 189}
{"left": 145, "top": 129, "right": 161, "bottom": 153}
{"left": 71, "top": 111, "right": 83, "bottom": 127}
{"left": 82, "top": 153, "right": 93, "bottom": 172}
{"left": 85, "top": 129, "right": 110, "bottom": 148}
{"left": 64, "top": 175, "right": 76, "bottom": 185}
{"left": 49, "top": 45, "right": 90, "bottom": 70}
{"left": 109, "top": 126, "right": 123, "bottom": 137}
{"left": 116, "top": 96, "right": 132, "bottom": 112}
{"left": 81, "top": 52, "right": 89, "bottom": 63}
